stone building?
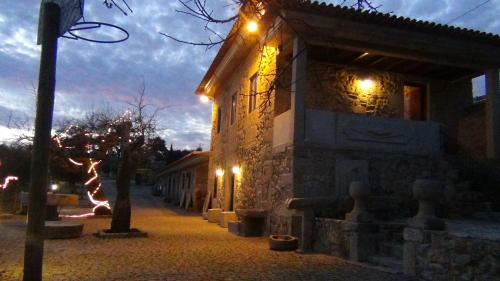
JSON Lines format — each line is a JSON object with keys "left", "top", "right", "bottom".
{"left": 156, "top": 151, "right": 209, "bottom": 212}
{"left": 196, "top": 1, "right": 500, "bottom": 278}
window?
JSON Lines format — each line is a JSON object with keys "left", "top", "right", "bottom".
{"left": 216, "top": 106, "right": 222, "bottom": 133}
{"left": 231, "top": 92, "right": 237, "bottom": 125}
{"left": 248, "top": 73, "right": 258, "bottom": 113}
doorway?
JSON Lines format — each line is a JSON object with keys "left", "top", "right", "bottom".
{"left": 404, "top": 84, "right": 427, "bottom": 121}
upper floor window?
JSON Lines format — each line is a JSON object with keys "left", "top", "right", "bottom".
{"left": 248, "top": 73, "right": 258, "bottom": 113}
{"left": 231, "top": 92, "right": 237, "bottom": 125}
{"left": 216, "top": 106, "right": 222, "bottom": 133}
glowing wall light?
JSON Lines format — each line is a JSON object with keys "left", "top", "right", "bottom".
{"left": 51, "top": 184, "right": 59, "bottom": 191}
{"left": 247, "top": 20, "right": 258, "bottom": 33}
{"left": 200, "top": 95, "right": 210, "bottom": 103}
{"left": 231, "top": 166, "right": 241, "bottom": 175}
{"left": 215, "top": 168, "right": 224, "bottom": 177}
{"left": 357, "top": 79, "right": 374, "bottom": 91}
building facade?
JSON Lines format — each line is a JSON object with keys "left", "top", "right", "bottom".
{"left": 197, "top": 0, "right": 500, "bottom": 236}
{"left": 156, "top": 151, "right": 209, "bottom": 212}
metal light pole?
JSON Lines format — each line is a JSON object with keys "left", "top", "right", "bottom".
{"left": 23, "top": 3, "right": 60, "bottom": 281}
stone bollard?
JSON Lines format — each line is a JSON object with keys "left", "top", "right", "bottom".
{"left": 345, "top": 181, "right": 372, "bottom": 223}
{"left": 408, "top": 178, "right": 445, "bottom": 230}
{"left": 344, "top": 181, "right": 375, "bottom": 262}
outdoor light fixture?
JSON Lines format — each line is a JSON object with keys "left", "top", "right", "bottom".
{"left": 51, "top": 184, "right": 59, "bottom": 191}
{"left": 247, "top": 20, "right": 258, "bottom": 33}
{"left": 232, "top": 166, "right": 241, "bottom": 175}
{"left": 215, "top": 168, "right": 224, "bottom": 177}
{"left": 358, "top": 79, "right": 374, "bottom": 91}
{"left": 200, "top": 95, "right": 210, "bottom": 103}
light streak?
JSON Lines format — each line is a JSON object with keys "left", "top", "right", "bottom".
{"left": 84, "top": 174, "right": 98, "bottom": 186}
{"left": 87, "top": 160, "right": 101, "bottom": 173}
{"left": 0, "top": 176, "right": 18, "bottom": 190}
{"left": 69, "top": 158, "right": 84, "bottom": 166}
{"left": 88, "top": 191, "right": 111, "bottom": 211}
{"left": 63, "top": 151, "right": 111, "bottom": 218}
{"left": 60, "top": 212, "right": 95, "bottom": 218}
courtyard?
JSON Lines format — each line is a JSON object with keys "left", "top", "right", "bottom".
{"left": 0, "top": 180, "right": 409, "bottom": 281}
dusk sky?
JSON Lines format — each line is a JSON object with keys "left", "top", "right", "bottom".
{"left": 1, "top": 0, "right": 499, "bottom": 149}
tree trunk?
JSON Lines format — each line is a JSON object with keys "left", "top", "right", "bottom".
{"left": 110, "top": 148, "right": 134, "bottom": 233}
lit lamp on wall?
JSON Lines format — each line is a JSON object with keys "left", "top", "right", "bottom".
{"left": 247, "top": 20, "right": 258, "bottom": 33}
{"left": 358, "top": 79, "right": 374, "bottom": 91}
{"left": 51, "top": 183, "right": 59, "bottom": 191}
{"left": 215, "top": 168, "right": 224, "bottom": 177}
{"left": 199, "top": 95, "right": 210, "bottom": 103}
{"left": 231, "top": 166, "right": 241, "bottom": 175}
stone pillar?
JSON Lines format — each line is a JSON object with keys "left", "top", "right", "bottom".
{"left": 404, "top": 178, "right": 446, "bottom": 277}
{"left": 403, "top": 226, "right": 425, "bottom": 276}
{"left": 344, "top": 181, "right": 375, "bottom": 261}
{"left": 345, "top": 181, "right": 372, "bottom": 223}
{"left": 290, "top": 36, "right": 307, "bottom": 145}
{"left": 343, "top": 222, "right": 376, "bottom": 262}
{"left": 298, "top": 208, "right": 314, "bottom": 252}
{"left": 408, "top": 178, "right": 445, "bottom": 231}
{"left": 485, "top": 69, "right": 500, "bottom": 159}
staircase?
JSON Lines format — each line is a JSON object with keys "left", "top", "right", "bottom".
{"left": 367, "top": 221, "right": 405, "bottom": 273}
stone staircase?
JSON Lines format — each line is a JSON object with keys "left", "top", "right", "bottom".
{"left": 367, "top": 222, "right": 405, "bottom": 273}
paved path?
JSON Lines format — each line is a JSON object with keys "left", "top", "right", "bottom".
{"left": 0, "top": 181, "right": 410, "bottom": 281}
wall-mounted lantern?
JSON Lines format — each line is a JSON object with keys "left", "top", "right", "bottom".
{"left": 215, "top": 168, "right": 224, "bottom": 177}
{"left": 231, "top": 166, "right": 241, "bottom": 175}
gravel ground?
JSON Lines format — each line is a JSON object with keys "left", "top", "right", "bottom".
{"left": 0, "top": 181, "right": 411, "bottom": 281}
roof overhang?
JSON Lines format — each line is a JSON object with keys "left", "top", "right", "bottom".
{"left": 196, "top": 1, "right": 500, "bottom": 96}
{"left": 157, "top": 151, "right": 209, "bottom": 177}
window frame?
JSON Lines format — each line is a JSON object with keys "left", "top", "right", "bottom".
{"left": 216, "top": 106, "right": 222, "bottom": 133}
{"left": 248, "top": 73, "right": 258, "bottom": 113}
{"left": 230, "top": 92, "right": 237, "bottom": 125}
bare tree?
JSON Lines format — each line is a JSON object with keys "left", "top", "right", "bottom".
{"left": 160, "top": 0, "right": 380, "bottom": 48}
{"left": 53, "top": 83, "right": 164, "bottom": 232}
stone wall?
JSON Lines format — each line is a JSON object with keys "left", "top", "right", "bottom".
{"left": 206, "top": 40, "right": 294, "bottom": 233}
{"left": 404, "top": 225, "right": 500, "bottom": 281}
{"left": 312, "top": 218, "right": 349, "bottom": 257}
{"left": 306, "top": 62, "right": 403, "bottom": 118}
{"left": 457, "top": 102, "right": 486, "bottom": 158}
{"left": 268, "top": 145, "right": 294, "bottom": 234}
{"left": 293, "top": 145, "right": 447, "bottom": 219}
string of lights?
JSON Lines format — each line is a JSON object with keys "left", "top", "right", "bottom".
{"left": 54, "top": 136, "right": 112, "bottom": 218}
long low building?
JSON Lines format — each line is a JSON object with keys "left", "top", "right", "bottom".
{"left": 156, "top": 151, "right": 209, "bottom": 212}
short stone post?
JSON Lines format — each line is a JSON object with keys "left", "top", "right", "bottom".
{"left": 404, "top": 178, "right": 445, "bottom": 276}
{"left": 299, "top": 208, "right": 314, "bottom": 252}
{"left": 408, "top": 178, "right": 445, "bottom": 231}
{"left": 343, "top": 181, "right": 375, "bottom": 262}
{"left": 345, "top": 181, "right": 372, "bottom": 223}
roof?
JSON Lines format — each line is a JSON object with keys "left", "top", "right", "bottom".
{"left": 274, "top": 0, "right": 500, "bottom": 45}
{"left": 196, "top": 0, "right": 500, "bottom": 95}
{"left": 157, "top": 151, "right": 209, "bottom": 177}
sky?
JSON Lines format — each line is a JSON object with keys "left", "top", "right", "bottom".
{"left": 0, "top": 0, "right": 499, "bottom": 149}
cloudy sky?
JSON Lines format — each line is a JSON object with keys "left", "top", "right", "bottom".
{"left": 1, "top": 0, "right": 499, "bottom": 149}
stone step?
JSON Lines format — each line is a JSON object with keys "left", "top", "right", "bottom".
{"left": 228, "top": 221, "right": 241, "bottom": 236}
{"left": 45, "top": 221, "right": 83, "bottom": 239}
{"left": 379, "top": 242, "right": 403, "bottom": 259}
{"left": 368, "top": 255, "right": 403, "bottom": 272}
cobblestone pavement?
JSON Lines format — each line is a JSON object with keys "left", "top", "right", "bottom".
{"left": 0, "top": 181, "right": 411, "bottom": 281}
